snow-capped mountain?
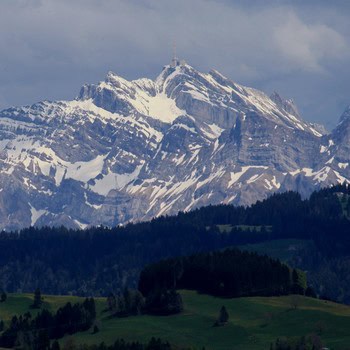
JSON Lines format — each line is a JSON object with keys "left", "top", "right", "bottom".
{"left": 0, "top": 59, "right": 349, "bottom": 230}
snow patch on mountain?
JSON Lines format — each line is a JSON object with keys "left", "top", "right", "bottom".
{"left": 90, "top": 163, "right": 144, "bottom": 196}
{"left": 147, "top": 93, "right": 185, "bottom": 123}
{"left": 30, "top": 204, "right": 48, "bottom": 226}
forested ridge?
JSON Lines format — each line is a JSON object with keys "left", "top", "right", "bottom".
{"left": 0, "top": 185, "right": 349, "bottom": 301}
{"left": 138, "top": 249, "right": 307, "bottom": 298}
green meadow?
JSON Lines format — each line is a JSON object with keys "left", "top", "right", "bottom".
{"left": 1, "top": 291, "right": 350, "bottom": 349}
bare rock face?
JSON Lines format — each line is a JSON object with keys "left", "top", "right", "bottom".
{"left": 0, "top": 60, "right": 348, "bottom": 230}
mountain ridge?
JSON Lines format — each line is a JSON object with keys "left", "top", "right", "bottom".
{"left": 0, "top": 59, "right": 348, "bottom": 230}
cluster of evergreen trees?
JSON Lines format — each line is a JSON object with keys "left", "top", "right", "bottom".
{"left": 106, "top": 289, "right": 145, "bottom": 317}
{"left": 105, "top": 287, "right": 182, "bottom": 317}
{"left": 0, "top": 185, "right": 348, "bottom": 301}
{"left": 0, "top": 298, "right": 96, "bottom": 349}
{"left": 143, "top": 288, "right": 183, "bottom": 316}
{"left": 138, "top": 249, "right": 307, "bottom": 299}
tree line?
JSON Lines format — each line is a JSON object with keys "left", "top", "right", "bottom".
{"left": 0, "top": 184, "right": 348, "bottom": 301}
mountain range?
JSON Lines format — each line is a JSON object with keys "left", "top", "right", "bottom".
{"left": 0, "top": 58, "right": 349, "bottom": 230}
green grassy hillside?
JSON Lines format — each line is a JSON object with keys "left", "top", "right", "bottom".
{"left": 1, "top": 291, "right": 350, "bottom": 350}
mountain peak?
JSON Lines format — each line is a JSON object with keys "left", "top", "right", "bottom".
{"left": 105, "top": 71, "right": 133, "bottom": 88}
{"left": 155, "top": 60, "right": 195, "bottom": 91}
{"left": 0, "top": 60, "right": 349, "bottom": 230}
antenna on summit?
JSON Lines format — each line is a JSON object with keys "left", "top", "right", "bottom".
{"left": 171, "top": 40, "right": 186, "bottom": 67}
{"left": 171, "top": 39, "right": 179, "bottom": 67}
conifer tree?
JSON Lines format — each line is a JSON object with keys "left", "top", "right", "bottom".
{"left": 219, "top": 306, "right": 229, "bottom": 324}
{"left": 0, "top": 291, "right": 7, "bottom": 303}
{"left": 33, "top": 288, "right": 43, "bottom": 308}
{"left": 107, "top": 293, "right": 117, "bottom": 312}
{"left": 214, "top": 305, "right": 229, "bottom": 326}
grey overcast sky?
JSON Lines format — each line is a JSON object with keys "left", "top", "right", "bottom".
{"left": 0, "top": 0, "right": 349, "bottom": 129}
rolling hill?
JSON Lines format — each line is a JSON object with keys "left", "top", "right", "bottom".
{"left": 1, "top": 291, "right": 350, "bottom": 350}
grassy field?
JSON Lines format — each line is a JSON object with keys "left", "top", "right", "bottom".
{"left": 1, "top": 291, "right": 350, "bottom": 349}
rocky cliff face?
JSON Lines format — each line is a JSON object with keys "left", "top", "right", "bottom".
{"left": 0, "top": 60, "right": 348, "bottom": 230}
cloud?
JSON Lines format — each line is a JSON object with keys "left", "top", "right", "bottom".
{"left": 273, "top": 12, "right": 348, "bottom": 73}
{"left": 0, "top": 0, "right": 349, "bottom": 127}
